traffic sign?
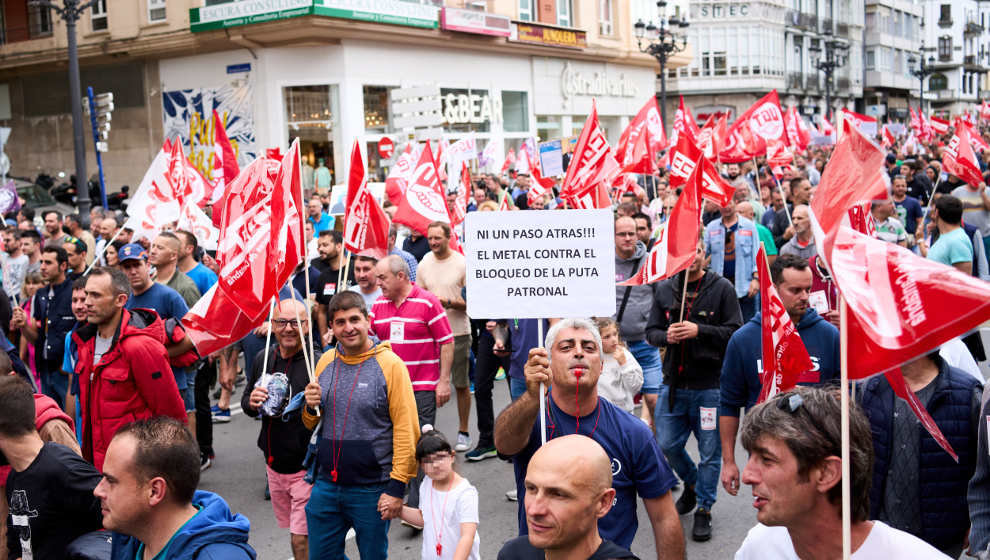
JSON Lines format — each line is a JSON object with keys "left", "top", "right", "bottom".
{"left": 378, "top": 137, "right": 394, "bottom": 159}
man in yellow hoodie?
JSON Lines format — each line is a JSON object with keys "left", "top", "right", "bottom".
{"left": 303, "top": 290, "right": 420, "bottom": 560}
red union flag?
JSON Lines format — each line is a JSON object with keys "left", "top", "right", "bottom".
{"left": 698, "top": 156, "right": 734, "bottom": 208}
{"left": 450, "top": 162, "right": 470, "bottom": 227}
{"left": 943, "top": 121, "right": 984, "bottom": 187}
{"left": 668, "top": 133, "right": 703, "bottom": 189}
{"left": 182, "top": 285, "right": 269, "bottom": 357}
{"left": 957, "top": 119, "right": 990, "bottom": 153}
{"left": 732, "top": 90, "right": 787, "bottom": 147}
{"left": 928, "top": 115, "right": 950, "bottom": 135}
{"left": 560, "top": 101, "right": 620, "bottom": 209}
{"left": 501, "top": 149, "right": 516, "bottom": 174}
{"left": 385, "top": 143, "right": 416, "bottom": 205}
{"left": 672, "top": 96, "right": 700, "bottom": 145}
{"left": 616, "top": 97, "right": 666, "bottom": 174}
{"left": 394, "top": 141, "right": 452, "bottom": 235}
{"left": 881, "top": 125, "right": 896, "bottom": 148}
{"left": 832, "top": 225, "right": 990, "bottom": 379}
{"left": 982, "top": 101, "right": 990, "bottom": 122}
{"left": 343, "top": 141, "right": 390, "bottom": 260}
{"left": 757, "top": 246, "right": 814, "bottom": 404}
{"left": 784, "top": 106, "right": 811, "bottom": 152}
{"left": 209, "top": 110, "right": 240, "bottom": 204}
{"left": 719, "top": 118, "right": 766, "bottom": 163}
{"left": 620, "top": 153, "right": 703, "bottom": 286}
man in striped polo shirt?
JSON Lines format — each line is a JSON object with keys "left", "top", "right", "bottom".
{"left": 371, "top": 254, "right": 453, "bottom": 513}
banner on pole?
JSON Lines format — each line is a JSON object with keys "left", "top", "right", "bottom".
{"left": 464, "top": 209, "right": 615, "bottom": 319}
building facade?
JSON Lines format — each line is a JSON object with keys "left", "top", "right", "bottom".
{"left": 667, "top": 0, "right": 863, "bottom": 126}
{"left": 862, "top": 0, "right": 923, "bottom": 121}
{"left": 0, "top": 0, "right": 689, "bottom": 191}
{"left": 922, "top": 0, "right": 989, "bottom": 116}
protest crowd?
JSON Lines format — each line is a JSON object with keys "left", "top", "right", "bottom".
{"left": 5, "top": 90, "right": 990, "bottom": 560}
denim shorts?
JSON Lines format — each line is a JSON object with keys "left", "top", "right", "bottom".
{"left": 627, "top": 340, "right": 662, "bottom": 394}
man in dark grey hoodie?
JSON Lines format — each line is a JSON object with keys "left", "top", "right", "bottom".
{"left": 613, "top": 216, "right": 663, "bottom": 426}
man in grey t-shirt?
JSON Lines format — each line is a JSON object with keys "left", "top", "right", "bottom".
{"left": 1, "top": 229, "right": 29, "bottom": 300}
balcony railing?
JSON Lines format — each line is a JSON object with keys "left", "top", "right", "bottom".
{"left": 787, "top": 73, "right": 803, "bottom": 89}
{"left": 965, "top": 21, "right": 984, "bottom": 35}
{"left": 932, "top": 89, "right": 957, "bottom": 100}
{"left": 786, "top": 10, "right": 818, "bottom": 30}
{"left": 938, "top": 17, "right": 953, "bottom": 28}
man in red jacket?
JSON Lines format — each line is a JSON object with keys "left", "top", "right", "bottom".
{"left": 74, "top": 267, "right": 185, "bottom": 470}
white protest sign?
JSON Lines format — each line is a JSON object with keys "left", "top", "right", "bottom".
{"left": 465, "top": 209, "right": 615, "bottom": 319}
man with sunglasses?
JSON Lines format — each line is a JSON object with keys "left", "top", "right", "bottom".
{"left": 736, "top": 386, "right": 949, "bottom": 559}
{"left": 244, "top": 299, "right": 321, "bottom": 560}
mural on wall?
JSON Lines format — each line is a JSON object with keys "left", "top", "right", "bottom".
{"left": 162, "top": 82, "right": 257, "bottom": 178}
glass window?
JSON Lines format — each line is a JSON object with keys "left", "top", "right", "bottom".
{"left": 148, "top": 0, "right": 166, "bottom": 22}
{"left": 502, "top": 91, "right": 529, "bottom": 133}
{"left": 519, "top": 0, "right": 533, "bottom": 21}
{"left": 28, "top": 3, "right": 52, "bottom": 37}
{"left": 940, "top": 4, "right": 951, "bottom": 23}
{"left": 713, "top": 52, "right": 727, "bottom": 76}
{"left": 599, "top": 0, "right": 614, "bottom": 36}
{"left": 442, "top": 89, "right": 497, "bottom": 133}
{"left": 865, "top": 48, "right": 875, "bottom": 70}
{"left": 557, "top": 0, "right": 573, "bottom": 27}
{"left": 363, "top": 86, "right": 391, "bottom": 133}
{"left": 939, "top": 36, "right": 953, "bottom": 60}
{"left": 929, "top": 73, "right": 948, "bottom": 90}
{"left": 91, "top": 0, "right": 108, "bottom": 31}
{"left": 536, "top": 115, "right": 562, "bottom": 142}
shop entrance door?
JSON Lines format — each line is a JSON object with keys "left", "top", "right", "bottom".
{"left": 284, "top": 85, "right": 338, "bottom": 194}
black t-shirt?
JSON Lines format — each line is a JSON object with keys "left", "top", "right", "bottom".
{"left": 314, "top": 266, "right": 356, "bottom": 306}
{"left": 497, "top": 536, "right": 640, "bottom": 560}
{"left": 402, "top": 235, "right": 430, "bottom": 262}
{"left": 6, "top": 442, "right": 103, "bottom": 559}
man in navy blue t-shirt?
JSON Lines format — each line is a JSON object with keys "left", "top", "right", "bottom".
{"left": 495, "top": 318, "right": 684, "bottom": 559}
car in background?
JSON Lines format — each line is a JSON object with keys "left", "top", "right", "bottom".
{"left": 11, "top": 177, "right": 74, "bottom": 218}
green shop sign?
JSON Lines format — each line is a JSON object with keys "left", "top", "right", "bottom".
{"left": 190, "top": 0, "right": 439, "bottom": 33}
{"left": 190, "top": 0, "right": 314, "bottom": 32}
{"left": 314, "top": 0, "right": 439, "bottom": 29}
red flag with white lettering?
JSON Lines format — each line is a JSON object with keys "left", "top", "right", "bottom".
{"left": 620, "top": 154, "right": 703, "bottom": 286}
{"left": 560, "top": 101, "right": 621, "bottom": 210}
{"left": 343, "top": 140, "right": 390, "bottom": 260}
{"left": 616, "top": 98, "right": 666, "bottom": 174}
{"left": 730, "top": 90, "right": 787, "bottom": 147}
{"left": 450, "top": 162, "right": 470, "bottom": 227}
{"left": 757, "top": 245, "right": 814, "bottom": 404}
{"left": 672, "top": 96, "right": 700, "bottom": 146}
{"left": 943, "top": 120, "right": 984, "bottom": 187}
{"left": 697, "top": 156, "right": 734, "bottom": 208}
{"left": 719, "top": 118, "right": 766, "bottom": 163}
{"left": 208, "top": 110, "right": 241, "bottom": 224}
{"left": 784, "top": 106, "right": 811, "bottom": 152}
{"left": 385, "top": 143, "right": 416, "bottom": 205}
{"left": 928, "top": 115, "right": 950, "bottom": 135}
{"left": 394, "top": 141, "right": 452, "bottom": 235}
{"left": 668, "top": 133, "right": 703, "bottom": 189}
{"left": 957, "top": 119, "right": 990, "bottom": 153}
{"left": 185, "top": 143, "right": 305, "bottom": 354}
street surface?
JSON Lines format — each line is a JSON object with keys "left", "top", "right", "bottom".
{"left": 202, "top": 379, "right": 767, "bottom": 559}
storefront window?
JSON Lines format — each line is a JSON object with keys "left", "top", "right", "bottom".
{"left": 502, "top": 91, "right": 529, "bottom": 133}
{"left": 364, "top": 86, "right": 391, "bottom": 133}
{"left": 285, "top": 85, "right": 338, "bottom": 192}
{"left": 536, "top": 115, "right": 562, "bottom": 142}
{"left": 441, "top": 88, "right": 498, "bottom": 133}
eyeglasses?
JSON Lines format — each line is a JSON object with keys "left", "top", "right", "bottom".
{"left": 273, "top": 319, "right": 307, "bottom": 329}
{"left": 776, "top": 392, "right": 838, "bottom": 454}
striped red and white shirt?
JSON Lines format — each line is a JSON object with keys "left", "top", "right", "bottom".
{"left": 369, "top": 285, "right": 453, "bottom": 391}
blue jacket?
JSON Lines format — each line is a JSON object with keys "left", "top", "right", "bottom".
{"left": 705, "top": 216, "right": 759, "bottom": 299}
{"left": 859, "top": 359, "right": 980, "bottom": 550}
{"left": 111, "top": 491, "right": 256, "bottom": 560}
{"left": 719, "top": 308, "right": 840, "bottom": 416}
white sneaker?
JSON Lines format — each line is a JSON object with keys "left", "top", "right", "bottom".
{"left": 455, "top": 432, "right": 472, "bottom": 452}
{"left": 505, "top": 489, "right": 518, "bottom": 501}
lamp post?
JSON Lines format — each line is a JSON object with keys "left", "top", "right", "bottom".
{"left": 30, "top": 0, "right": 100, "bottom": 226}
{"left": 908, "top": 47, "right": 936, "bottom": 114}
{"left": 808, "top": 30, "right": 848, "bottom": 119}
{"left": 635, "top": 1, "right": 690, "bottom": 135}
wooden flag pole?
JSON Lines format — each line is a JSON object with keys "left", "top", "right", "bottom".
{"left": 840, "top": 295, "right": 851, "bottom": 560}
{"left": 260, "top": 298, "right": 278, "bottom": 386}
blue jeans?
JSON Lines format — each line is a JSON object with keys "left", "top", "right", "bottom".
{"left": 627, "top": 340, "right": 662, "bottom": 394}
{"left": 306, "top": 479, "right": 389, "bottom": 560}
{"left": 41, "top": 369, "right": 68, "bottom": 409}
{"left": 509, "top": 376, "right": 527, "bottom": 401}
{"left": 656, "top": 386, "right": 722, "bottom": 510}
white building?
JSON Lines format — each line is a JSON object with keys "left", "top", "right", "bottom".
{"left": 862, "top": 0, "right": 923, "bottom": 121}
{"left": 922, "top": 0, "right": 989, "bottom": 115}
{"left": 667, "top": 0, "right": 863, "bottom": 124}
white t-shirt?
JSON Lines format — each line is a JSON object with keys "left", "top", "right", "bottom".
{"left": 735, "top": 521, "right": 951, "bottom": 559}
{"left": 940, "top": 337, "right": 984, "bottom": 384}
{"left": 419, "top": 476, "right": 480, "bottom": 560}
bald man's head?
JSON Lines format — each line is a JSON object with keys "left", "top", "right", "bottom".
{"left": 523, "top": 435, "right": 615, "bottom": 552}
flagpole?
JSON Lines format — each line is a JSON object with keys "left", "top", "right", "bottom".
{"left": 772, "top": 174, "right": 794, "bottom": 227}
{"left": 538, "top": 318, "right": 547, "bottom": 445}
{"left": 840, "top": 295, "right": 851, "bottom": 560}
{"left": 260, "top": 298, "right": 277, "bottom": 386}
{"left": 83, "top": 226, "right": 125, "bottom": 276}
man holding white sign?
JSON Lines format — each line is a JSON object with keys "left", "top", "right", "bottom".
{"left": 494, "top": 319, "right": 684, "bottom": 559}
